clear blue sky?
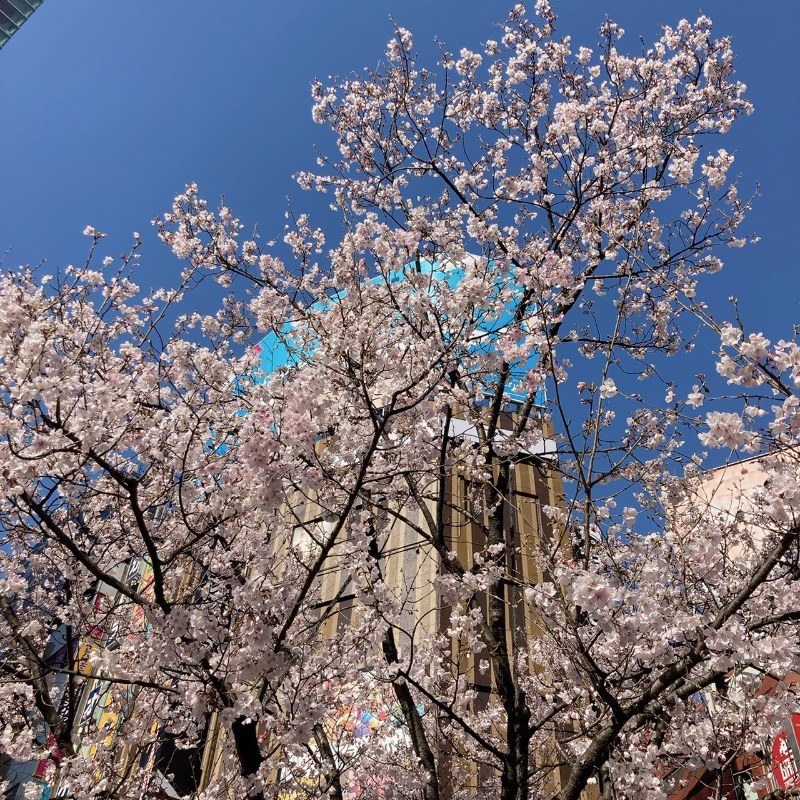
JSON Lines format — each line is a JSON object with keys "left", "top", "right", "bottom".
{"left": 1, "top": 1, "right": 797, "bottom": 341}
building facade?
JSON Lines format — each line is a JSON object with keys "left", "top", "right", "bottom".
{"left": 668, "top": 453, "right": 800, "bottom": 800}
{"left": 0, "top": 0, "right": 43, "bottom": 50}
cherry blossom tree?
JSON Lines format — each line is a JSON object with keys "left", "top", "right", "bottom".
{"left": 2, "top": 4, "right": 800, "bottom": 800}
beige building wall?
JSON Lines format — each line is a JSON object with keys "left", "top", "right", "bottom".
{"left": 198, "top": 414, "right": 565, "bottom": 796}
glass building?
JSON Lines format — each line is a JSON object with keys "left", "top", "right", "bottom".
{"left": 0, "top": 0, "right": 44, "bottom": 51}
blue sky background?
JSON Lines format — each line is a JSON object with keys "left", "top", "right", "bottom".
{"left": 1, "top": 1, "right": 797, "bottom": 347}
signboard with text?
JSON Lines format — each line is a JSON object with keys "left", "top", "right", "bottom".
{"left": 772, "top": 714, "right": 800, "bottom": 789}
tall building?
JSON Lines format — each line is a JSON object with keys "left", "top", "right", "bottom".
{"left": 192, "top": 259, "right": 567, "bottom": 797}
{"left": 0, "top": 0, "right": 43, "bottom": 50}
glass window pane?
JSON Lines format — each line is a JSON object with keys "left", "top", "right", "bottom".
{"left": 0, "top": 0, "right": 24, "bottom": 25}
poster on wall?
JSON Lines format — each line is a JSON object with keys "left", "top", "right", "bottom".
{"left": 278, "top": 675, "right": 423, "bottom": 799}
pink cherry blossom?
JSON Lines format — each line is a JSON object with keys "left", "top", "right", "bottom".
{"left": 3, "top": 7, "right": 798, "bottom": 800}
